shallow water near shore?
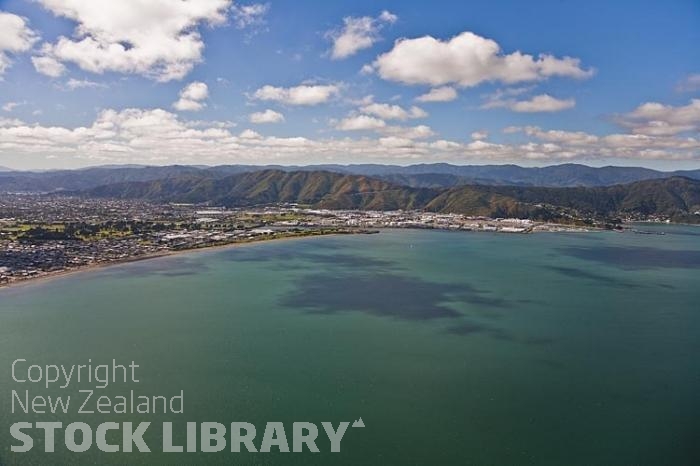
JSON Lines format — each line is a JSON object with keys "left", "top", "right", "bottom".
{"left": 1, "top": 226, "right": 699, "bottom": 465}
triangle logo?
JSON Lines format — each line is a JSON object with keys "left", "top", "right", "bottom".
{"left": 352, "top": 418, "right": 365, "bottom": 428}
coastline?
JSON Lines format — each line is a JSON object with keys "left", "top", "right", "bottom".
{"left": 0, "top": 230, "right": 364, "bottom": 292}
{"left": 0, "top": 223, "right": 608, "bottom": 292}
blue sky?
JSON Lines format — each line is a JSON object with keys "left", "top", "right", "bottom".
{"left": 0, "top": 0, "right": 698, "bottom": 170}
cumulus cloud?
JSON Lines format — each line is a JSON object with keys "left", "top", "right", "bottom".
{"left": 615, "top": 99, "right": 700, "bottom": 136}
{"left": 335, "top": 115, "right": 386, "bottom": 131}
{"left": 483, "top": 94, "right": 575, "bottom": 112}
{"left": 327, "top": 10, "right": 397, "bottom": 59}
{"left": 231, "top": 3, "right": 269, "bottom": 29}
{"left": 252, "top": 84, "right": 340, "bottom": 105}
{"left": 0, "top": 12, "right": 39, "bottom": 77}
{"left": 380, "top": 124, "right": 435, "bottom": 140}
{"left": 471, "top": 131, "right": 488, "bottom": 140}
{"left": 333, "top": 110, "right": 433, "bottom": 140}
{"left": 32, "top": 0, "right": 231, "bottom": 81}
{"left": 378, "top": 11, "right": 398, "bottom": 23}
{"left": 371, "top": 31, "right": 593, "bottom": 87}
{"left": 502, "top": 124, "right": 700, "bottom": 161}
{"left": 511, "top": 126, "right": 600, "bottom": 145}
{"left": 0, "top": 117, "right": 25, "bottom": 127}
{"left": 239, "top": 128, "right": 262, "bottom": 139}
{"left": 1, "top": 103, "right": 698, "bottom": 167}
{"left": 249, "top": 109, "right": 284, "bottom": 124}
{"left": 416, "top": 87, "right": 458, "bottom": 102}
{"left": 173, "top": 81, "right": 209, "bottom": 111}
{"left": 31, "top": 47, "right": 66, "bottom": 77}
{"left": 511, "top": 95, "right": 575, "bottom": 112}
{"left": 359, "top": 102, "right": 427, "bottom": 120}
{"left": 334, "top": 96, "right": 432, "bottom": 137}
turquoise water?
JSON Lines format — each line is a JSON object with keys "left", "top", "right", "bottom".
{"left": 1, "top": 226, "right": 699, "bottom": 465}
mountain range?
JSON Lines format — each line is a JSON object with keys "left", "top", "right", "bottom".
{"left": 1, "top": 163, "right": 700, "bottom": 192}
{"left": 80, "top": 169, "right": 700, "bottom": 223}
{"left": 2, "top": 163, "right": 699, "bottom": 222}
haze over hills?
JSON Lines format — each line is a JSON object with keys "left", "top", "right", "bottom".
{"left": 78, "top": 169, "right": 700, "bottom": 223}
{"left": 1, "top": 163, "right": 700, "bottom": 192}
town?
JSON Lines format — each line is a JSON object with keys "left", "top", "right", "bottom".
{"left": 0, "top": 193, "right": 591, "bottom": 287}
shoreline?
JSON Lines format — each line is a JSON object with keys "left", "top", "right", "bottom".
{"left": 0, "top": 230, "right": 366, "bottom": 292}
{"left": 0, "top": 222, "right": 620, "bottom": 292}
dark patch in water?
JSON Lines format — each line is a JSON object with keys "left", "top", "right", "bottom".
{"left": 549, "top": 265, "right": 677, "bottom": 290}
{"left": 631, "top": 226, "right": 700, "bottom": 238}
{"left": 446, "top": 321, "right": 490, "bottom": 336}
{"left": 669, "top": 229, "right": 700, "bottom": 237}
{"left": 300, "top": 253, "right": 396, "bottom": 268}
{"left": 564, "top": 232, "right": 605, "bottom": 241}
{"left": 282, "top": 273, "right": 509, "bottom": 321}
{"left": 546, "top": 265, "right": 643, "bottom": 289}
{"left": 103, "top": 256, "right": 209, "bottom": 278}
{"left": 446, "top": 322, "right": 556, "bottom": 347}
{"left": 446, "top": 321, "right": 512, "bottom": 341}
{"left": 228, "top": 247, "right": 399, "bottom": 270}
{"left": 516, "top": 298, "right": 539, "bottom": 305}
{"left": 558, "top": 246, "right": 700, "bottom": 269}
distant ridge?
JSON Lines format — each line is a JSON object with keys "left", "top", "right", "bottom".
{"left": 1, "top": 163, "right": 699, "bottom": 192}
{"left": 79, "top": 169, "right": 700, "bottom": 223}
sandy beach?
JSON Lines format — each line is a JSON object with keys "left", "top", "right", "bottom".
{"left": 0, "top": 230, "right": 359, "bottom": 291}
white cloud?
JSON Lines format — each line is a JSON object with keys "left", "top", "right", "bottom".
{"left": 2, "top": 101, "right": 25, "bottom": 112}
{"left": 1, "top": 104, "right": 698, "bottom": 167}
{"left": 676, "top": 74, "right": 700, "bottom": 93}
{"left": 378, "top": 11, "right": 398, "bottom": 24}
{"left": 359, "top": 103, "right": 427, "bottom": 120}
{"left": 239, "top": 128, "right": 262, "bottom": 139}
{"left": 0, "top": 117, "right": 25, "bottom": 127}
{"left": 335, "top": 115, "right": 386, "bottom": 131}
{"left": 360, "top": 63, "right": 374, "bottom": 75}
{"left": 372, "top": 31, "right": 594, "bottom": 87}
{"left": 31, "top": 43, "right": 66, "bottom": 77}
{"left": 252, "top": 84, "right": 340, "bottom": 105}
{"left": 249, "top": 109, "right": 284, "bottom": 124}
{"left": 516, "top": 126, "right": 600, "bottom": 145}
{"left": 483, "top": 86, "right": 533, "bottom": 100}
{"left": 65, "top": 78, "right": 106, "bottom": 90}
{"left": 511, "top": 95, "right": 575, "bottom": 112}
{"left": 31, "top": 54, "right": 66, "bottom": 77}
{"left": 173, "top": 81, "right": 209, "bottom": 111}
{"left": 32, "top": 0, "right": 231, "bottom": 82}
{"left": 416, "top": 87, "right": 458, "bottom": 102}
{"left": 471, "top": 131, "right": 488, "bottom": 140}
{"left": 483, "top": 94, "right": 575, "bottom": 112}
{"left": 380, "top": 124, "right": 435, "bottom": 140}
{"left": 327, "top": 11, "right": 397, "bottom": 60}
{"left": 347, "top": 94, "right": 374, "bottom": 106}
{"left": 173, "top": 99, "right": 204, "bottom": 112}
{"left": 615, "top": 99, "right": 700, "bottom": 136}
{"left": 0, "top": 12, "right": 39, "bottom": 77}
{"left": 334, "top": 112, "right": 433, "bottom": 139}
{"left": 231, "top": 3, "right": 269, "bottom": 29}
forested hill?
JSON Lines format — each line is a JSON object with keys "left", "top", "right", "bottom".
{"left": 2, "top": 163, "right": 700, "bottom": 192}
{"left": 80, "top": 169, "right": 700, "bottom": 223}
